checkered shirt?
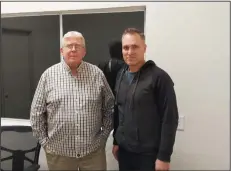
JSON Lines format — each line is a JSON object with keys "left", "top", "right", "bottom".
{"left": 30, "top": 60, "right": 114, "bottom": 158}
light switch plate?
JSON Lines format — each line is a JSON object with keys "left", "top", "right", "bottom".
{"left": 177, "top": 116, "right": 185, "bottom": 131}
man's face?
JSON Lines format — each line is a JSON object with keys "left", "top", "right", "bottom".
{"left": 122, "top": 33, "right": 146, "bottom": 67}
{"left": 60, "top": 36, "right": 86, "bottom": 67}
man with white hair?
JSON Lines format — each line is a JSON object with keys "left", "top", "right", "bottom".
{"left": 30, "top": 31, "right": 114, "bottom": 170}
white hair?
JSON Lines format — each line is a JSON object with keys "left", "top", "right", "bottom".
{"left": 62, "top": 31, "right": 86, "bottom": 47}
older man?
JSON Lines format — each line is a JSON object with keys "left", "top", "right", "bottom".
{"left": 30, "top": 31, "right": 114, "bottom": 170}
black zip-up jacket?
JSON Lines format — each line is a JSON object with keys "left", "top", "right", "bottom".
{"left": 113, "top": 60, "right": 179, "bottom": 162}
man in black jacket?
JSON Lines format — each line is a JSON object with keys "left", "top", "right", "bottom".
{"left": 112, "top": 28, "right": 179, "bottom": 171}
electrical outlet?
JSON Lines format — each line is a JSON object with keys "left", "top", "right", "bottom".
{"left": 177, "top": 116, "right": 185, "bottom": 131}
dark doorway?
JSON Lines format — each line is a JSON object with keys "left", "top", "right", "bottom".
{"left": 1, "top": 15, "right": 60, "bottom": 119}
{"left": 2, "top": 28, "right": 32, "bottom": 119}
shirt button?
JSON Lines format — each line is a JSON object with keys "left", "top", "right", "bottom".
{"left": 77, "top": 154, "right": 80, "bottom": 157}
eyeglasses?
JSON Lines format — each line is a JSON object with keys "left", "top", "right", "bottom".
{"left": 64, "top": 44, "right": 84, "bottom": 50}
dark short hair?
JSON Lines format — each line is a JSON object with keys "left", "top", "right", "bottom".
{"left": 122, "top": 28, "right": 145, "bottom": 40}
{"left": 108, "top": 40, "right": 123, "bottom": 60}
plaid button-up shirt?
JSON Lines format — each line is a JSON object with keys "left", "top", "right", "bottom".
{"left": 30, "top": 60, "right": 114, "bottom": 158}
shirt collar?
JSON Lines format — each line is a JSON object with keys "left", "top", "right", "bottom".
{"left": 61, "top": 57, "right": 84, "bottom": 73}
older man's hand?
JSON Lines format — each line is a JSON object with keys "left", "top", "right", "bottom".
{"left": 112, "top": 145, "right": 119, "bottom": 161}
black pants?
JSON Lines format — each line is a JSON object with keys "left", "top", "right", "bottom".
{"left": 118, "top": 147, "right": 156, "bottom": 171}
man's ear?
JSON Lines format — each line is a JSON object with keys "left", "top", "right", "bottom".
{"left": 83, "top": 48, "right": 87, "bottom": 58}
{"left": 60, "top": 48, "right": 63, "bottom": 55}
{"left": 144, "top": 44, "right": 147, "bottom": 53}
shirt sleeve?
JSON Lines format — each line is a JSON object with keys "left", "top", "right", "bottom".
{"left": 30, "top": 72, "right": 49, "bottom": 147}
{"left": 156, "top": 72, "right": 179, "bottom": 162}
{"left": 100, "top": 71, "right": 115, "bottom": 140}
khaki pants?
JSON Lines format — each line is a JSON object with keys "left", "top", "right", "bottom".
{"left": 45, "top": 147, "right": 107, "bottom": 171}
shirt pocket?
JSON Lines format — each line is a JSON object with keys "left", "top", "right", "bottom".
{"left": 75, "top": 91, "right": 101, "bottom": 111}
